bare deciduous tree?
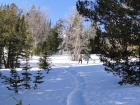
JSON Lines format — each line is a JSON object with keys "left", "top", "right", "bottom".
{"left": 60, "top": 7, "right": 97, "bottom": 61}
{"left": 25, "top": 5, "right": 51, "bottom": 49}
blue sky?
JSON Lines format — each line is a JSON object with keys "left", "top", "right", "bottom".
{"left": 0, "top": 0, "right": 78, "bottom": 25}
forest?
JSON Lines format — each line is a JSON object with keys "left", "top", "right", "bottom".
{"left": 0, "top": 3, "right": 97, "bottom": 93}
{"left": 0, "top": 0, "right": 140, "bottom": 94}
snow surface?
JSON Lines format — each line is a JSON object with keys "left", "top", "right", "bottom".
{"left": 0, "top": 54, "right": 140, "bottom": 105}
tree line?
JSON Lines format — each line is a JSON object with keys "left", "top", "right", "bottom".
{"left": 0, "top": 3, "right": 61, "bottom": 93}
{"left": 0, "top": 3, "right": 62, "bottom": 69}
{"left": 0, "top": 3, "right": 98, "bottom": 93}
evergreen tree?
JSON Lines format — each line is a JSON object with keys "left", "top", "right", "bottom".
{"left": 87, "top": 23, "right": 98, "bottom": 54}
{"left": 4, "top": 68, "right": 21, "bottom": 93}
{"left": 38, "top": 50, "right": 52, "bottom": 74}
{"left": 9, "top": 68, "right": 21, "bottom": 93}
{"left": 37, "top": 23, "right": 62, "bottom": 73}
{"left": 21, "top": 57, "right": 32, "bottom": 89}
{"left": 3, "top": 45, "right": 22, "bottom": 93}
{"left": 46, "top": 26, "right": 62, "bottom": 55}
{"left": 33, "top": 70, "right": 44, "bottom": 89}
{"left": 1, "top": 37, "right": 22, "bottom": 93}
{"left": 0, "top": 3, "right": 30, "bottom": 69}
{"left": 76, "top": 0, "right": 140, "bottom": 85}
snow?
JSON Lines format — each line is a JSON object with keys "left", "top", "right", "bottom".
{"left": 0, "top": 54, "right": 140, "bottom": 105}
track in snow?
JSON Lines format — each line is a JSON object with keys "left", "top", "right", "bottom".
{"left": 63, "top": 66, "right": 86, "bottom": 105}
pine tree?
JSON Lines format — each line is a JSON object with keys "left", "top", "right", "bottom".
{"left": 46, "top": 26, "right": 62, "bottom": 55}
{"left": 0, "top": 3, "right": 29, "bottom": 69}
{"left": 38, "top": 52, "right": 51, "bottom": 74}
{"left": 76, "top": 0, "right": 140, "bottom": 85}
{"left": 21, "top": 57, "right": 32, "bottom": 89}
{"left": 33, "top": 70, "right": 44, "bottom": 89}
{"left": 1, "top": 42, "right": 22, "bottom": 93}
{"left": 6, "top": 68, "right": 21, "bottom": 93}
{"left": 87, "top": 23, "right": 98, "bottom": 54}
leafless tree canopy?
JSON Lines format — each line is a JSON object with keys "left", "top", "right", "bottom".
{"left": 59, "top": 7, "right": 97, "bottom": 61}
{"left": 25, "top": 5, "right": 51, "bottom": 49}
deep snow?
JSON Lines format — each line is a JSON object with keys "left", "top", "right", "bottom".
{"left": 0, "top": 54, "right": 140, "bottom": 105}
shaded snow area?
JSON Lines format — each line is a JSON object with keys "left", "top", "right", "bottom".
{"left": 0, "top": 54, "right": 140, "bottom": 105}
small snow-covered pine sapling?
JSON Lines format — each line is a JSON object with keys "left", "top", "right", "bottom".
{"left": 21, "top": 59, "right": 32, "bottom": 89}
{"left": 38, "top": 55, "right": 52, "bottom": 74}
{"left": 33, "top": 70, "right": 44, "bottom": 89}
{"left": 7, "top": 68, "right": 21, "bottom": 93}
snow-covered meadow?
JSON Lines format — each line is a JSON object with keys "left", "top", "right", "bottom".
{"left": 0, "top": 54, "right": 140, "bottom": 105}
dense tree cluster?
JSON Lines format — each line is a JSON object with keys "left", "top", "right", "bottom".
{"left": 0, "top": 3, "right": 62, "bottom": 93}
{"left": 76, "top": 0, "right": 140, "bottom": 85}
{"left": 0, "top": 2, "right": 98, "bottom": 93}
{"left": 0, "top": 3, "right": 28, "bottom": 68}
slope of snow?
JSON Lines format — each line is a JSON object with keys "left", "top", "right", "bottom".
{"left": 0, "top": 54, "right": 140, "bottom": 105}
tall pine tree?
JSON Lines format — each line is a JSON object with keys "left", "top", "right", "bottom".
{"left": 76, "top": 0, "right": 140, "bottom": 85}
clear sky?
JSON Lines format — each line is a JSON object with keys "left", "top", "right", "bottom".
{"left": 0, "top": 0, "right": 78, "bottom": 25}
